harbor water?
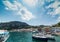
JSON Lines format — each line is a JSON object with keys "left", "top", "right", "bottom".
{"left": 6, "top": 32, "right": 60, "bottom": 42}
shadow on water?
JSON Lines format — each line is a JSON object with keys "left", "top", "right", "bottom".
{"left": 48, "top": 40, "right": 56, "bottom": 42}
{"left": 32, "top": 39, "right": 56, "bottom": 42}
{"left": 32, "top": 38, "right": 47, "bottom": 42}
{"left": 32, "top": 38, "right": 56, "bottom": 42}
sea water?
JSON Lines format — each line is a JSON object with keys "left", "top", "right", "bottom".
{"left": 6, "top": 32, "right": 60, "bottom": 42}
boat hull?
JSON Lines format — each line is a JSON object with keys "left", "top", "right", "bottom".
{"left": 32, "top": 37, "right": 55, "bottom": 41}
{"left": 32, "top": 37, "right": 48, "bottom": 41}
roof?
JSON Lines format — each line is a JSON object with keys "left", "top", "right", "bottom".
{"left": 0, "top": 30, "right": 8, "bottom": 34}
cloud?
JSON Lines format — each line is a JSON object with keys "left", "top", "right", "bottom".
{"left": 46, "top": 1, "right": 60, "bottom": 16}
{"left": 45, "top": 0, "right": 60, "bottom": 22}
{"left": 47, "top": 7, "right": 60, "bottom": 16}
{"left": 58, "top": 17, "right": 60, "bottom": 22}
{"left": 53, "top": 7, "right": 60, "bottom": 15}
{"left": 47, "top": 1, "right": 60, "bottom": 9}
{"left": 18, "top": 7, "right": 35, "bottom": 21}
{"left": 3, "top": 1, "right": 18, "bottom": 10}
{"left": 23, "top": 0, "right": 38, "bottom": 7}
{"left": 3, "top": 0, "right": 35, "bottom": 21}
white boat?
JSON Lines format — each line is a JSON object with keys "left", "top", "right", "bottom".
{"left": 32, "top": 33, "right": 55, "bottom": 41}
{"left": 0, "top": 30, "right": 9, "bottom": 42}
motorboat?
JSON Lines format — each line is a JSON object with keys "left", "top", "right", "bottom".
{"left": 32, "top": 33, "right": 55, "bottom": 41}
{"left": 0, "top": 30, "right": 9, "bottom": 42}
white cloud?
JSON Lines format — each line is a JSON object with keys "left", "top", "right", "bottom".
{"left": 18, "top": 7, "right": 35, "bottom": 21}
{"left": 58, "top": 17, "right": 60, "bottom": 22}
{"left": 53, "top": 7, "right": 60, "bottom": 15}
{"left": 23, "top": 0, "right": 38, "bottom": 7}
{"left": 46, "top": 1, "right": 60, "bottom": 16}
{"left": 3, "top": 1, "right": 18, "bottom": 10}
{"left": 47, "top": 1, "right": 60, "bottom": 9}
{"left": 3, "top": 0, "right": 35, "bottom": 21}
{"left": 13, "top": 1, "right": 23, "bottom": 9}
{"left": 47, "top": 7, "right": 60, "bottom": 16}
{"left": 46, "top": 0, "right": 60, "bottom": 22}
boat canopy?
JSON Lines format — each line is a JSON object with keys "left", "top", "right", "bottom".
{"left": 0, "top": 30, "right": 9, "bottom": 34}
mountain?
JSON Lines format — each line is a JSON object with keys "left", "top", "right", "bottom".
{"left": 52, "top": 22, "right": 60, "bottom": 27}
{"left": 0, "top": 21, "right": 30, "bottom": 30}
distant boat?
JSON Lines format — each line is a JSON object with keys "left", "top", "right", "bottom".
{"left": 0, "top": 30, "right": 9, "bottom": 42}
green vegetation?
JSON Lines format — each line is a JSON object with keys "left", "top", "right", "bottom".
{"left": 0, "top": 21, "right": 60, "bottom": 30}
{"left": 0, "top": 21, "right": 30, "bottom": 30}
{"left": 52, "top": 22, "right": 60, "bottom": 27}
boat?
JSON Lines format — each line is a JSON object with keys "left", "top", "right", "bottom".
{"left": 32, "top": 33, "right": 48, "bottom": 41}
{"left": 32, "top": 33, "right": 55, "bottom": 41}
{"left": 0, "top": 30, "right": 9, "bottom": 42}
{"left": 45, "top": 34, "right": 55, "bottom": 40}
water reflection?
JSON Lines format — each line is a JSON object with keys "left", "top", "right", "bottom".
{"left": 32, "top": 38, "right": 47, "bottom": 42}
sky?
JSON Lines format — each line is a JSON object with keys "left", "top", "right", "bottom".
{"left": 0, "top": 0, "right": 60, "bottom": 26}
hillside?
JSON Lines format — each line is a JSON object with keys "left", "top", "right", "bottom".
{"left": 0, "top": 21, "right": 30, "bottom": 30}
{"left": 52, "top": 22, "right": 60, "bottom": 27}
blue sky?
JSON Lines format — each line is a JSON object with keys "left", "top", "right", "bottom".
{"left": 0, "top": 0, "right": 60, "bottom": 26}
